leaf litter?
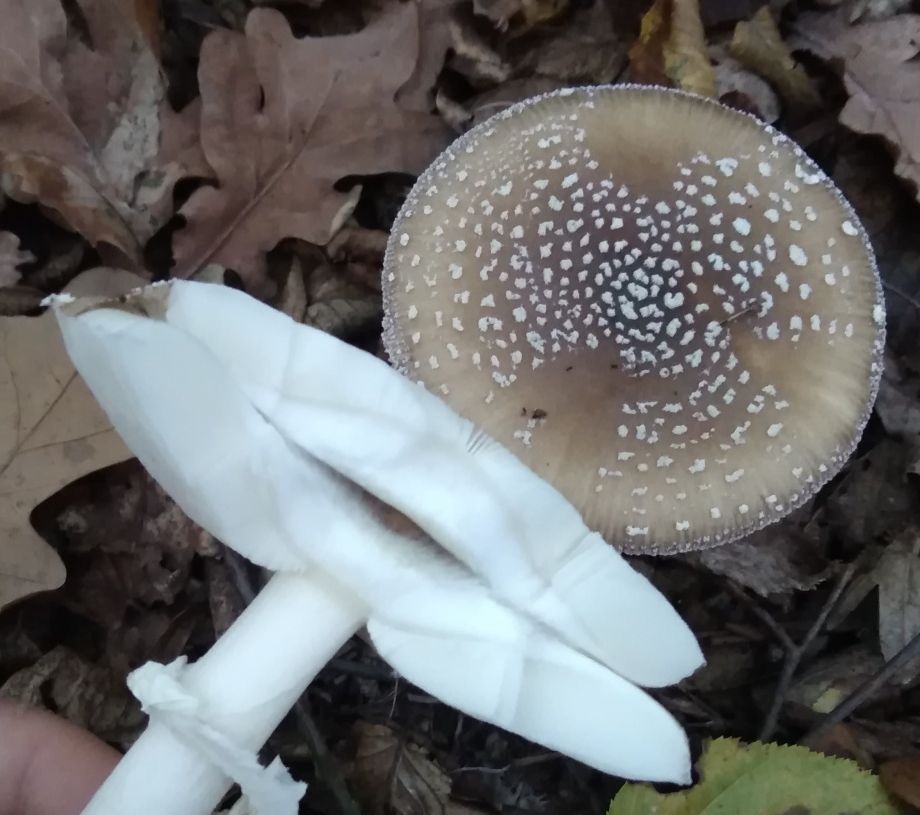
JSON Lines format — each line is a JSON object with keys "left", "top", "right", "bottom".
{"left": 4, "top": 0, "right": 920, "bottom": 812}
{"left": 171, "top": 2, "right": 451, "bottom": 294}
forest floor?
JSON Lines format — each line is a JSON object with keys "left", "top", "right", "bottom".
{"left": 2, "top": 0, "right": 920, "bottom": 812}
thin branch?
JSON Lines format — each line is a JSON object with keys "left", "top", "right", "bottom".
{"left": 882, "top": 280, "right": 920, "bottom": 312}
{"left": 757, "top": 562, "right": 856, "bottom": 741}
{"left": 803, "top": 629, "right": 920, "bottom": 747}
{"left": 730, "top": 563, "right": 857, "bottom": 742}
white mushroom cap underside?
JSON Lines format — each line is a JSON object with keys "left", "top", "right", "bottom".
{"left": 382, "top": 86, "right": 884, "bottom": 555}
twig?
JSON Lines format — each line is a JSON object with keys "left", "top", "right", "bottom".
{"left": 731, "top": 562, "right": 857, "bottom": 741}
{"left": 803, "top": 629, "right": 920, "bottom": 747}
{"left": 882, "top": 280, "right": 920, "bottom": 312}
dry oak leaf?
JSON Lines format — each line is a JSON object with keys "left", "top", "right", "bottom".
{"left": 172, "top": 3, "right": 451, "bottom": 294}
{"left": 729, "top": 6, "right": 820, "bottom": 117}
{"left": 0, "top": 268, "right": 137, "bottom": 612}
{"left": 687, "top": 519, "right": 829, "bottom": 597}
{"left": 629, "top": 0, "right": 716, "bottom": 97}
{"left": 397, "top": 0, "right": 464, "bottom": 114}
{"left": 792, "top": 9, "right": 920, "bottom": 196}
{"left": 0, "top": 231, "right": 34, "bottom": 288}
{"left": 872, "top": 529, "right": 920, "bottom": 679}
{"left": 348, "top": 723, "right": 487, "bottom": 815}
{"left": 0, "top": 0, "right": 179, "bottom": 266}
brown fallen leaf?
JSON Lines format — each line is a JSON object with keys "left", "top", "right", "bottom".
{"left": 172, "top": 3, "right": 450, "bottom": 295}
{"left": 326, "top": 225, "right": 389, "bottom": 269}
{"left": 473, "top": 0, "right": 568, "bottom": 30}
{"left": 712, "top": 50, "right": 781, "bottom": 123}
{"left": 730, "top": 6, "right": 820, "bottom": 117}
{"left": 875, "top": 353, "right": 920, "bottom": 436}
{"left": 277, "top": 246, "right": 382, "bottom": 339}
{"left": 687, "top": 519, "right": 830, "bottom": 596}
{"left": 0, "top": 644, "right": 141, "bottom": 739}
{"left": 449, "top": 13, "right": 513, "bottom": 85}
{"left": 872, "top": 530, "right": 920, "bottom": 678}
{"left": 397, "top": 0, "right": 463, "bottom": 114}
{"left": 879, "top": 757, "right": 920, "bottom": 808}
{"left": 791, "top": 9, "right": 920, "bottom": 195}
{"left": 785, "top": 645, "right": 890, "bottom": 724}
{"left": 850, "top": 0, "right": 912, "bottom": 22}
{"left": 809, "top": 723, "right": 876, "bottom": 769}
{"left": 508, "top": 0, "right": 628, "bottom": 84}
{"left": 0, "top": 231, "right": 34, "bottom": 287}
{"left": 0, "top": 268, "right": 138, "bottom": 611}
{"left": 0, "top": 1, "right": 180, "bottom": 265}
{"left": 629, "top": 0, "right": 715, "bottom": 97}
{"left": 0, "top": 286, "right": 45, "bottom": 316}
{"left": 348, "top": 722, "right": 487, "bottom": 815}
{"left": 821, "top": 438, "right": 917, "bottom": 552}
{"left": 41, "top": 461, "right": 206, "bottom": 625}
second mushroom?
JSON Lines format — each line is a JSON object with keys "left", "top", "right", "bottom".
{"left": 382, "top": 85, "right": 885, "bottom": 555}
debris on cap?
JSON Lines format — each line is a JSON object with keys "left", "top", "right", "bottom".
{"left": 382, "top": 85, "right": 884, "bottom": 555}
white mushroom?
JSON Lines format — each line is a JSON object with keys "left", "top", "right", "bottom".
{"left": 164, "top": 281, "right": 702, "bottom": 687}
{"left": 381, "top": 85, "right": 885, "bottom": 554}
{"left": 51, "top": 279, "right": 701, "bottom": 815}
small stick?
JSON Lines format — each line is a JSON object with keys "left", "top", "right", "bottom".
{"left": 803, "top": 629, "right": 920, "bottom": 747}
{"left": 731, "top": 562, "right": 856, "bottom": 742}
{"left": 882, "top": 281, "right": 920, "bottom": 312}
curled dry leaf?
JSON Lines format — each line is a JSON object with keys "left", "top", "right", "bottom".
{"left": 822, "top": 438, "right": 917, "bottom": 550}
{"left": 48, "top": 461, "right": 205, "bottom": 624}
{"left": 326, "top": 225, "right": 389, "bottom": 269}
{"left": 0, "top": 231, "right": 34, "bottom": 287}
{"left": 712, "top": 52, "right": 781, "bottom": 123}
{"left": 0, "top": 268, "right": 137, "bottom": 611}
{"left": 786, "top": 645, "right": 890, "bottom": 722}
{"left": 850, "top": 0, "right": 912, "bottom": 23}
{"left": 688, "top": 520, "right": 829, "bottom": 597}
{"left": 0, "top": 286, "right": 45, "bottom": 317}
{"left": 348, "top": 723, "right": 487, "bottom": 815}
{"left": 875, "top": 353, "right": 920, "bottom": 436}
{"left": 473, "top": 0, "right": 568, "bottom": 31}
{"left": 629, "top": 0, "right": 715, "bottom": 97}
{"left": 0, "top": 645, "right": 141, "bottom": 739}
{"left": 172, "top": 3, "right": 451, "bottom": 295}
{"left": 0, "top": 1, "right": 179, "bottom": 265}
{"left": 792, "top": 9, "right": 920, "bottom": 195}
{"left": 509, "top": 0, "right": 628, "bottom": 85}
{"left": 278, "top": 250, "right": 383, "bottom": 338}
{"left": 872, "top": 530, "right": 920, "bottom": 676}
{"left": 730, "top": 6, "right": 820, "bottom": 117}
{"left": 397, "top": 0, "right": 463, "bottom": 114}
{"left": 879, "top": 757, "right": 920, "bottom": 809}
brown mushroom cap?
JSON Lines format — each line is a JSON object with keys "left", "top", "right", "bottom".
{"left": 381, "top": 86, "right": 884, "bottom": 555}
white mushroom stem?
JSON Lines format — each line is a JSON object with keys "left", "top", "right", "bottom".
{"left": 82, "top": 571, "right": 367, "bottom": 815}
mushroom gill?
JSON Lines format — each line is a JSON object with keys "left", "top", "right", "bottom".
{"left": 382, "top": 86, "right": 884, "bottom": 554}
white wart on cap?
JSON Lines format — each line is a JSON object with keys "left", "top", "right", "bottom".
{"left": 382, "top": 86, "right": 884, "bottom": 555}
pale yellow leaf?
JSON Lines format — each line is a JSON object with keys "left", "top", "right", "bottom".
{"left": 0, "top": 268, "right": 138, "bottom": 610}
{"left": 730, "top": 7, "right": 820, "bottom": 116}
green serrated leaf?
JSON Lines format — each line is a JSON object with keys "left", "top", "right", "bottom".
{"left": 608, "top": 738, "right": 899, "bottom": 815}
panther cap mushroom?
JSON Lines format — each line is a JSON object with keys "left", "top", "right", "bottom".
{"left": 382, "top": 86, "right": 884, "bottom": 555}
